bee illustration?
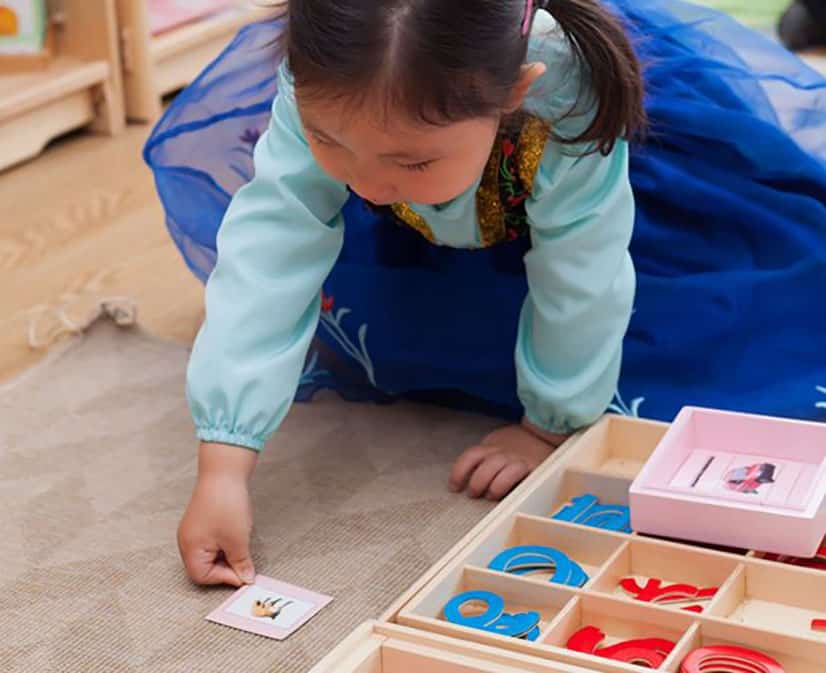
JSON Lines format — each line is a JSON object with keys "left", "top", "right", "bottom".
{"left": 251, "top": 596, "right": 293, "bottom": 621}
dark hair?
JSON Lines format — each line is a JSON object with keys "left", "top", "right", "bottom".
{"left": 285, "top": 0, "right": 645, "bottom": 155}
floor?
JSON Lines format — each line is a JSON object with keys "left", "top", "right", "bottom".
{"left": 0, "top": 318, "right": 496, "bottom": 673}
{"left": 0, "top": 124, "right": 204, "bottom": 383}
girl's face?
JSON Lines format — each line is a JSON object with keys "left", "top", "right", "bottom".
{"left": 298, "top": 97, "right": 500, "bottom": 206}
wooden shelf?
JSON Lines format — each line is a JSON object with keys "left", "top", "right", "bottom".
{"left": 0, "top": 57, "right": 108, "bottom": 118}
{"left": 117, "top": 1, "right": 272, "bottom": 122}
{"left": 0, "top": 0, "right": 124, "bottom": 173}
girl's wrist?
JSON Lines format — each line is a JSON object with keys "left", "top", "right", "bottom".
{"left": 521, "top": 417, "right": 570, "bottom": 448}
{"left": 198, "top": 442, "right": 259, "bottom": 482}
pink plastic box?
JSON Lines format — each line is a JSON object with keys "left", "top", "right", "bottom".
{"left": 630, "top": 407, "right": 826, "bottom": 557}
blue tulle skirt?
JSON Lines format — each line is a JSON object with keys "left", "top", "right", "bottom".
{"left": 144, "top": 0, "right": 826, "bottom": 425}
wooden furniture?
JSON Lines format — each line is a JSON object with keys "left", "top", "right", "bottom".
{"left": 0, "top": 21, "right": 56, "bottom": 75}
{"left": 0, "top": 0, "right": 125, "bottom": 173}
{"left": 115, "top": 0, "right": 273, "bottom": 121}
{"left": 0, "top": 122, "right": 204, "bottom": 384}
{"left": 312, "top": 415, "right": 826, "bottom": 673}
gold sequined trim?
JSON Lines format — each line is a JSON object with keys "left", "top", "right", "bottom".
{"left": 391, "top": 202, "right": 436, "bottom": 243}
{"left": 518, "top": 117, "right": 551, "bottom": 193}
{"left": 475, "top": 142, "right": 506, "bottom": 247}
{"left": 391, "top": 115, "right": 550, "bottom": 248}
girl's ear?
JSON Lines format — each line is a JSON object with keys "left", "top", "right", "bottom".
{"left": 504, "top": 62, "right": 547, "bottom": 113}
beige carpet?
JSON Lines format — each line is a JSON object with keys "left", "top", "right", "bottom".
{"left": 0, "top": 320, "right": 498, "bottom": 673}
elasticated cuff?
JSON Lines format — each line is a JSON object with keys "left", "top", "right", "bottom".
{"left": 196, "top": 427, "right": 266, "bottom": 452}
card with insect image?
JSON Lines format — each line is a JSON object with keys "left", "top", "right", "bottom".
{"left": 207, "top": 575, "right": 333, "bottom": 640}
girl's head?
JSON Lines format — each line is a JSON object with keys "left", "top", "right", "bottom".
{"left": 286, "top": 0, "right": 644, "bottom": 206}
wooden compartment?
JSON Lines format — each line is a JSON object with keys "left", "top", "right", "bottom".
{"left": 309, "top": 622, "right": 596, "bottom": 673}
{"left": 590, "top": 538, "right": 740, "bottom": 613}
{"left": 669, "top": 620, "right": 826, "bottom": 673}
{"left": 115, "top": 0, "right": 273, "bottom": 121}
{"left": 709, "top": 561, "right": 826, "bottom": 639}
{"left": 510, "top": 417, "right": 666, "bottom": 524}
{"left": 495, "top": 516, "right": 626, "bottom": 586}
{"left": 547, "top": 469, "right": 633, "bottom": 529}
{"left": 541, "top": 594, "right": 694, "bottom": 669}
{"left": 442, "top": 513, "right": 624, "bottom": 588}
{"left": 751, "top": 535, "right": 826, "bottom": 571}
{"left": 566, "top": 415, "right": 668, "bottom": 479}
{"left": 0, "top": 0, "right": 125, "bottom": 172}
{"left": 399, "top": 566, "right": 576, "bottom": 651}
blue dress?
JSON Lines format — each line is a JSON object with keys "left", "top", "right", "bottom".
{"left": 145, "top": 0, "right": 826, "bottom": 435}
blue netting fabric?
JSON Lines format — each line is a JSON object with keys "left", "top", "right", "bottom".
{"left": 145, "top": 2, "right": 826, "bottom": 423}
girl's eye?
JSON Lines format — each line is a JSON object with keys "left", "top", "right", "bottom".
{"left": 401, "top": 160, "right": 434, "bottom": 172}
{"left": 310, "top": 133, "right": 334, "bottom": 146}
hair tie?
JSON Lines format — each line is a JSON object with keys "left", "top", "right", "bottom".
{"left": 522, "top": 0, "right": 534, "bottom": 36}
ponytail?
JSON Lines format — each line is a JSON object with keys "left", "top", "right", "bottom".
{"left": 536, "top": 0, "right": 646, "bottom": 155}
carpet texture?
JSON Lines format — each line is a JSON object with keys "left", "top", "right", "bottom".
{"left": 0, "top": 321, "right": 498, "bottom": 673}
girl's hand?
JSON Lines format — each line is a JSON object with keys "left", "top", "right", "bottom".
{"left": 177, "top": 443, "right": 258, "bottom": 587}
{"left": 448, "top": 420, "right": 569, "bottom": 501}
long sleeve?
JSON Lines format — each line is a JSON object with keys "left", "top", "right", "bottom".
{"left": 187, "top": 64, "right": 349, "bottom": 451}
{"left": 516, "top": 139, "right": 636, "bottom": 434}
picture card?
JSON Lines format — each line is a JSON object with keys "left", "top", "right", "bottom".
{"left": 206, "top": 575, "right": 332, "bottom": 640}
{"left": 668, "top": 449, "right": 817, "bottom": 509}
{"left": 0, "top": 0, "right": 48, "bottom": 54}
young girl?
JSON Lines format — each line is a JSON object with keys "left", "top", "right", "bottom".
{"left": 145, "top": 0, "right": 826, "bottom": 588}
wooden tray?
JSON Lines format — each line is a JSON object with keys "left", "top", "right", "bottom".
{"left": 312, "top": 415, "right": 826, "bottom": 672}
{"left": 311, "top": 621, "right": 598, "bottom": 673}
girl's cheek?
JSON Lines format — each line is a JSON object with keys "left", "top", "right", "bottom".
{"left": 313, "top": 151, "right": 348, "bottom": 183}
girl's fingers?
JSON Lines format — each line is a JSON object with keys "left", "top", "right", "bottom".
{"left": 449, "top": 444, "right": 499, "bottom": 493}
{"left": 224, "top": 536, "right": 256, "bottom": 585}
{"left": 467, "top": 454, "right": 509, "bottom": 499}
{"left": 182, "top": 546, "right": 243, "bottom": 587}
{"left": 485, "top": 461, "right": 531, "bottom": 501}
{"left": 201, "top": 558, "right": 245, "bottom": 587}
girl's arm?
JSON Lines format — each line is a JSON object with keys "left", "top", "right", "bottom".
{"left": 187, "top": 63, "right": 350, "bottom": 452}
{"left": 517, "top": 138, "right": 636, "bottom": 435}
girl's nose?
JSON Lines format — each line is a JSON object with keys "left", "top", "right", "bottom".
{"left": 349, "top": 178, "right": 396, "bottom": 206}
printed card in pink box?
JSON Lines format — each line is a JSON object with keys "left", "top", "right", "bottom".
{"left": 630, "top": 407, "right": 826, "bottom": 557}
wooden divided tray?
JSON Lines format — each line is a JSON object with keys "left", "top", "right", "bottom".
{"left": 311, "top": 415, "right": 826, "bottom": 673}
{"left": 311, "top": 621, "right": 600, "bottom": 673}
